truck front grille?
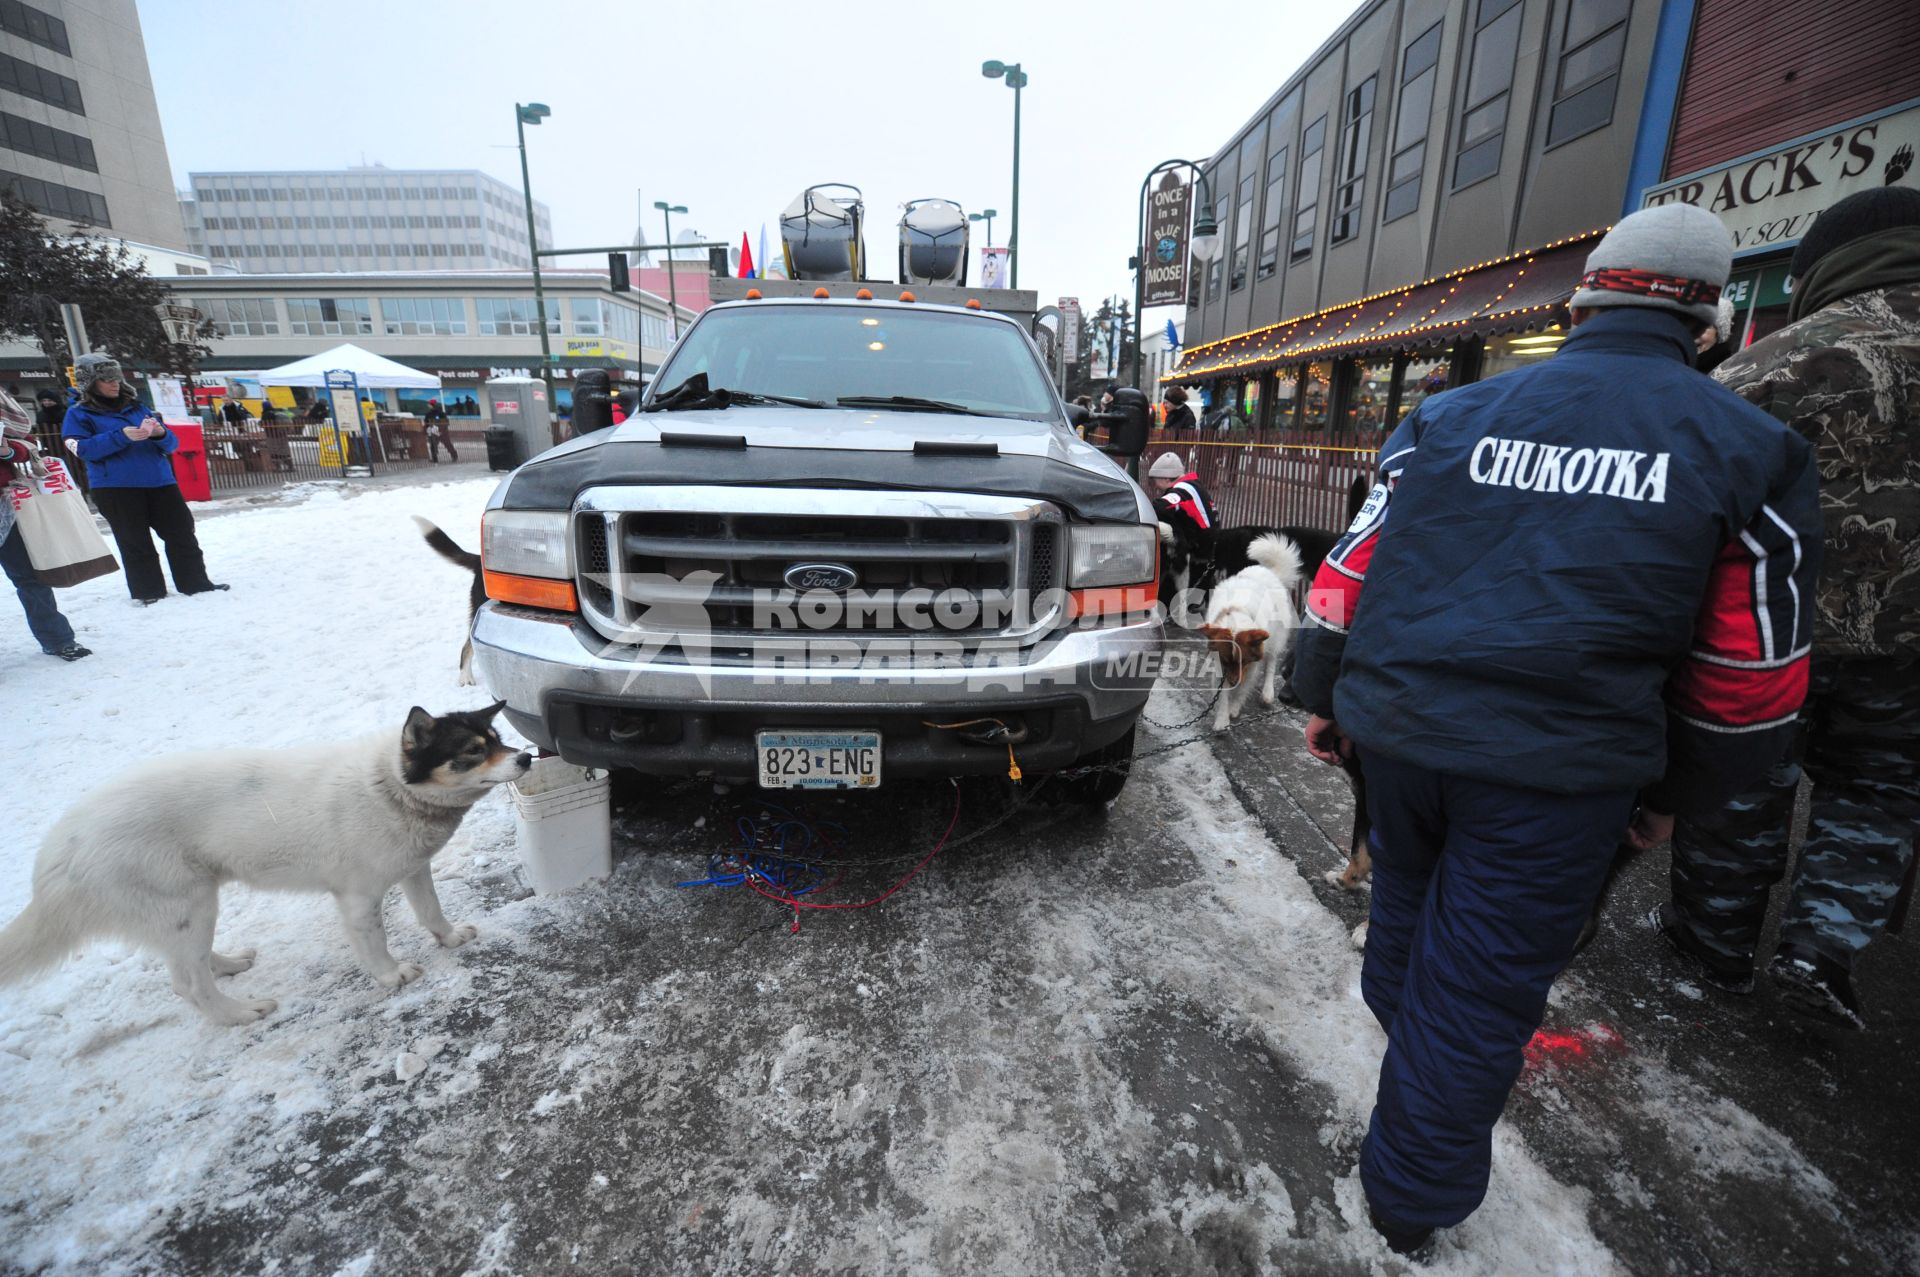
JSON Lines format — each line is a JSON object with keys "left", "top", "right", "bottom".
{"left": 572, "top": 487, "right": 1065, "bottom": 646}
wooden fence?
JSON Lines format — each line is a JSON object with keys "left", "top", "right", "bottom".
{"left": 1141, "top": 427, "right": 1381, "bottom": 533}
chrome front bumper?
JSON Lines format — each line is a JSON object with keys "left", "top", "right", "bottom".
{"left": 472, "top": 603, "right": 1164, "bottom": 775}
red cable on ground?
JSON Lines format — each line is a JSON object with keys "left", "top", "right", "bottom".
{"left": 742, "top": 782, "right": 964, "bottom": 933}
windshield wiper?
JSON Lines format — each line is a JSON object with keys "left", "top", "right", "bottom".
{"left": 644, "top": 373, "right": 825, "bottom": 411}
{"left": 835, "top": 394, "right": 992, "bottom": 416}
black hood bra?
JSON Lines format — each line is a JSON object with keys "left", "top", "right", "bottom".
{"left": 499, "top": 437, "right": 1146, "bottom": 524}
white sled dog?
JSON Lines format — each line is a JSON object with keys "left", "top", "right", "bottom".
{"left": 0, "top": 704, "right": 530, "bottom": 1025}
{"left": 1198, "top": 533, "right": 1304, "bottom": 732}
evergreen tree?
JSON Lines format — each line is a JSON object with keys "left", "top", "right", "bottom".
{"left": 0, "top": 193, "right": 214, "bottom": 380}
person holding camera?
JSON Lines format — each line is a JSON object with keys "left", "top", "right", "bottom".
{"left": 61, "top": 354, "right": 227, "bottom": 605}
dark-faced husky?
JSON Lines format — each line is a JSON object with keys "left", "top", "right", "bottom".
{"left": 0, "top": 704, "right": 529, "bottom": 1025}
{"left": 413, "top": 515, "right": 487, "bottom": 686}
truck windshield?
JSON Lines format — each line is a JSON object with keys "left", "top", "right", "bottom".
{"left": 652, "top": 305, "right": 1058, "bottom": 420}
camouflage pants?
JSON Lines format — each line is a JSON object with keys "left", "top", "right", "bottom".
{"left": 1669, "top": 657, "right": 1919, "bottom": 971}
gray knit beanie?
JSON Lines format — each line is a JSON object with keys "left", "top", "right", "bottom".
{"left": 1569, "top": 204, "right": 1732, "bottom": 328}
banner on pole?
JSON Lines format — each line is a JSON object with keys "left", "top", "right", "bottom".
{"left": 979, "top": 246, "right": 1011, "bottom": 290}
{"left": 1143, "top": 171, "right": 1193, "bottom": 307}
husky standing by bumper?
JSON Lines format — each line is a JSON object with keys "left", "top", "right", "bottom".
{"left": 0, "top": 704, "right": 529, "bottom": 1025}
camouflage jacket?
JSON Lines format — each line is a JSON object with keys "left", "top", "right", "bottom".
{"left": 1715, "top": 271, "right": 1920, "bottom": 663}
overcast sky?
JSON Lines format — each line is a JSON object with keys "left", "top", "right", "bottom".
{"left": 140, "top": 0, "right": 1346, "bottom": 315}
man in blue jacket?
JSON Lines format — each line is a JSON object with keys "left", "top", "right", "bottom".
{"left": 1291, "top": 205, "right": 1821, "bottom": 1253}
{"left": 62, "top": 354, "right": 226, "bottom": 604}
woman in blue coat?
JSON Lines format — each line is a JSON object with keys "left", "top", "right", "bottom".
{"left": 61, "top": 354, "right": 226, "bottom": 604}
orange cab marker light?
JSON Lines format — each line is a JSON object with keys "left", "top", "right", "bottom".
{"left": 483, "top": 569, "right": 578, "bottom": 613}
{"left": 898, "top": 290, "right": 916, "bottom": 303}
{"left": 813, "top": 287, "right": 831, "bottom": 298}
{"left": 965, "top": 298, "right": 982, "bottom": 309}
{"left": 855, "top": 287, "right": 873, "bottom": 300}
{"left": 745, "top": 288, "right": 762, "bottom": 299}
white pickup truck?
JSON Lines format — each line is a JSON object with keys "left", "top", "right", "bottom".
{"left": 471, "top": 295, "right": 1162, "bottom": 803}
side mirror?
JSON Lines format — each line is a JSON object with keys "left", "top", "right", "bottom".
{"left": 571, "top": 368, "right": 614, "bottom": 435}
{"left": 1099, "top": 387, "right": 1151, "bottom": 458}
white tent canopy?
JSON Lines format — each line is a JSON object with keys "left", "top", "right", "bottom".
{"left": 252, "top": 344, "right": 440, "bottom": 389}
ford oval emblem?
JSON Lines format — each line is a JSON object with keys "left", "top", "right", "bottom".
{"left": 784, "top": 562, "right": 859, "bottom": 592}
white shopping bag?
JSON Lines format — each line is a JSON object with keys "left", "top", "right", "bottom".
{"left": 10, "top": 458, "right": 118, "bottom": 587}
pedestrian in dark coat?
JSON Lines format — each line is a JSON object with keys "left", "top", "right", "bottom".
{"left": 1162, "top": 385, "right": 1196, "bottom": 432}
{"left": 61, "top": 354, "right": 227, "bottom": 605}
{"left": 1660, "top": 186, "right": 1920, "bottom": 1030}
{"left": 1290, "top": 205, "right": 1822, "bottom": 1253}
{"left": 422, "top": 399, "right": 456, "bottom": 462}
{"left": 33, "top": 388, "right": 62, "bottom": 432}
{"left": 220, "top": 398, "right": 250, "bottom": 430}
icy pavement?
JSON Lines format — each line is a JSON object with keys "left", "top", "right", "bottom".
{"left": 0, "top": 477, "right": 1915, "bottom": 1275}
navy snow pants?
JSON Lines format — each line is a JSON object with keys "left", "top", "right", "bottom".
{"left": 1356, "top": 748, "right": 1635, "bottom": 1231}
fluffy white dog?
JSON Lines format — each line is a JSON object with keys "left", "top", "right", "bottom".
{"left": 0, "top": 704, "right": 529, "bottom": 1025}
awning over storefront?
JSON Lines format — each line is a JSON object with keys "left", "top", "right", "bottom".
{"left": 1166, "top": 229, "right": 1606, "bottom": 383}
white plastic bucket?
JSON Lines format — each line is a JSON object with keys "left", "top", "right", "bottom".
{"left": 509, "top": 759, "right": 612, "bottom": 894}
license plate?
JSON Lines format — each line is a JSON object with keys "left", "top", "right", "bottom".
{"left": 756, "top": 731, "right": 882, "bottom": 790}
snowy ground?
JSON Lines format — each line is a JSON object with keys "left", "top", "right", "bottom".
{"left": 0, "top": 476, "right": 1915, "bottom": 1276}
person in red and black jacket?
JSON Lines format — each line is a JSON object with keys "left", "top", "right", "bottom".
{"left": 1288, "top": 206, "right": 1821, "bottom": 1254}
{"left": 1146, "top": 451, "right": 1216, "bottom": 530}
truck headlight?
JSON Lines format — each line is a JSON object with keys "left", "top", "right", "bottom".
{"left": 482, "top": 510, "right": 572, "bottom": 580}
{"left": 1068, "top": 524, "right": 1157, "bottom": 588}
{"left": 480, "top": 510, "right": 577, "bottom": 612}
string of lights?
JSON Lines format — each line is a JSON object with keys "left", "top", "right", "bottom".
{"left": 1161, "top": 226, "right": 1609, "bottom": 384}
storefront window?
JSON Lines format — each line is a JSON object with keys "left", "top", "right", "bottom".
{"left": 1350, "top": 357, "right": 1394, "bottom": 433}
{"left": 1243, "top": 378, "right": 1262, "bottom": 430}
{"left": 1271, "top": 368, "right": 1299, "bottom": 429}
{"left": 1396, "top": 350, "right": 1451, "bottom": 423}
{"left": 1302, "top": 362, "right": 1334, "bottom": 429}
{"left": 1480, "top": 327, "right": 1567, "bottom": 381}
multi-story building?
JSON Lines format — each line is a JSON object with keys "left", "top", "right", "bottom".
{"left": 0, "top": 269, "right": 692, "bottom": 421}
{"left": 182, "top": 167, "right": 553, "bottom": 273}
{"left": 1630, "top": 0, "right": 1920, "bottom": 347}
{"left": 1169, "top": 0, "right": 1668, "bottom": 431}
{"left": 1168, "top": 0, "right": 1919, "bottom": 437}
{"left": 0, "top": 0, "right": 188, "bottom": 249}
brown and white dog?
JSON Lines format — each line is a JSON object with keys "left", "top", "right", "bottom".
{"left": 1199, "top": 533, "right": 1303, "bottom": 732}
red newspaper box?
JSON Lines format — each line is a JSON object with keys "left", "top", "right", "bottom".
{"left": 168, "top": 422, "right": 210, "bottom": 502}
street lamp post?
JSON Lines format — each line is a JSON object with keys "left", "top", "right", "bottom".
{"left": 655, "top": 200, "right": 688, "bottom": 339}
{"left": 514, "top": 102, "right": 555, "bottom": 407}
{"left": 980, "top": 60, "right": 1027, "bottom": 288}
{"left": 968, "top": 208, "right": 998, "bottom": 247}
{"left": 1131, "top": 159, "right": 1221, "bottom": 392}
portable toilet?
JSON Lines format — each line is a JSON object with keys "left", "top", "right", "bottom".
{"left": 486, "top": 376, "right": 554, "bottom": 461}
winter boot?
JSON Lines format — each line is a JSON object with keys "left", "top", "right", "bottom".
{"left": 1769, "top": 944, "right": 1865, "bottom": 1031}
{"left": 1368, "top": 1201, "right": 1434, "bottom": 1258}
{"left": 1648, "top": 903, "right": 1755, "bottom": 993}
{"left": 48, "top": 641, "right": 91, "bottom": 661}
